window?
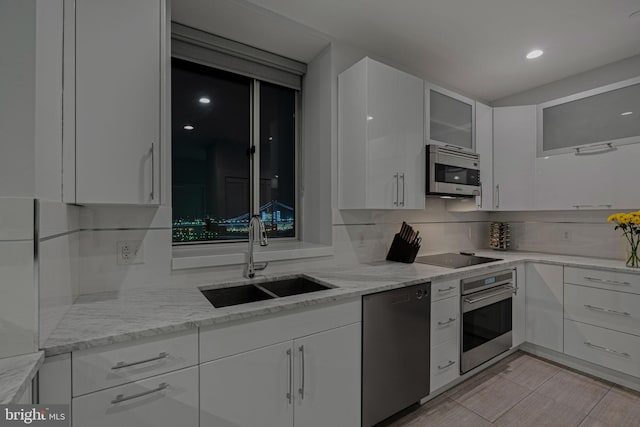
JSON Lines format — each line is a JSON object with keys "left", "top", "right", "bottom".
{"left": 171, "top": 58, "right": 298, "bottom": 243}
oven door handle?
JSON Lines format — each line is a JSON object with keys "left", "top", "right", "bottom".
{"left": 463, "top": 285, "right": 515, "bottom": 305}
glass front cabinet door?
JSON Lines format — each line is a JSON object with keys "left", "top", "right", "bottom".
{"left": 426, "top": 83, "right": 476, "bottom": 152}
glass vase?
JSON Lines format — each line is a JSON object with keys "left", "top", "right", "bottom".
{"left": 626, "top": 244, "right": 640, "bottom": 268}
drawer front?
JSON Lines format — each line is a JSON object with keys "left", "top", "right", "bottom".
{"left": 430, "top": 339, "right": 460, "bottom": 392}
{"left": 200, "top": 299, "right": 361, "bottom": 363}
{"left": 565, "top": 267, "right": 640, "bottom": 295}
{"left": 564, "top": 320, "right": 640, "bottom": 378}
{"left": 73, "top": 366, "right": 198, "bottom": 427}
{"left": 564, "top": 284, "right": 640, "bottom": 337}
{"left": 73, "top": 330, "right": 198, "bottom": 396}
{"left": 431, "top": 296, "right": 459, "bottom": 347}
{"left": 432, "top": 278, "right": 460, "bottom": 302}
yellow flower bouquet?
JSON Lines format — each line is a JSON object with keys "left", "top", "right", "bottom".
{"left": 608, "top": 211, "right": 640, "bottom": 268}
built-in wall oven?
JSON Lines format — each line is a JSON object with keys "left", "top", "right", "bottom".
{"left": 426, "top": 145, "right": 480, "bottom": 197}
{"left": 460, "top": 269, "right": 516, "bottom": 373}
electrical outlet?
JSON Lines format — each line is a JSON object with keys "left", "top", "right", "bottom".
{"left": 117, "top": 240, "right": 144, "bottom": 265}
{"left": 562, "top": 230, "right": 572, "bottom": 242}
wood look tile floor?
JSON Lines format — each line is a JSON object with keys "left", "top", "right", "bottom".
{"left": 387, "top": 351, "right": 640, "bottom": 427}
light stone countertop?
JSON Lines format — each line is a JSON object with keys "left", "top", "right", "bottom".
{"left": 42, "top": 251, "right": 640, "bottom": 357}
{"left": 0, "top": 352, "right": 44, "bottom": 404}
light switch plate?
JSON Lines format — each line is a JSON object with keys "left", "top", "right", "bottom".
{"left": 117, "top": 240, "right": 144, "bottom": 265}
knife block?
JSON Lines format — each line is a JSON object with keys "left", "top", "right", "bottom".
{"left": 386, "top": 233, "right": 420, "bottom": 263}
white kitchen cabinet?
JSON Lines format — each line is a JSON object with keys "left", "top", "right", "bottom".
{"left": 493, "top": 106, "right": 536, "bottom": 211}
{"left": 338, "top": 57, "right": 424, "bottom": 209}
{"left": 430, "top": 280, "right": 460, "bottom": 393}
{"left": 512, "top": 264, "right": 526, "bottom": 347}
{"left": 70, "top": 0, "right": 164, "bottom": 205}
{"left": 431, "top": 295, "right": 459, "bottom": 347}
{"left": 610, "top": 143, "right": 640, "bottom": 209}
{"left": 73, "top": 366, "right": 198, "bottom": 427}
{"left": 426, "top": 83, "right": 475, "bottom": 152}
{"left": 200, "top": 324, "right": 361, "bottom": 427}
{"left": 525, "top": 263, "right": 563, "bottom": 352}
{"left": 475, "top": 102, "right": 493, "bottom": 210}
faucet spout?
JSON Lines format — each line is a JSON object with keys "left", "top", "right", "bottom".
{"left": 246, "top": 215, "right": 268, "bottom": 278}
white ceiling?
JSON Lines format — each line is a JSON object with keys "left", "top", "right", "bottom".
{"left": 174, "top": 0, "right": 640, "bottom": 101}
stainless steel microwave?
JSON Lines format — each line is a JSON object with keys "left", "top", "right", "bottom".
{"left": 426, "top": 145, "right": 480, "bottom": 197}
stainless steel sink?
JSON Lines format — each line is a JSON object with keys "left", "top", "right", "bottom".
{"left": 259, "top": 277, "right": 333, "bottom": 297}
{"left": 201, "top": 284, "right": 274, "bottom": 308}
{"left": 200, "top": 276, "right": 334, "bottom": 308}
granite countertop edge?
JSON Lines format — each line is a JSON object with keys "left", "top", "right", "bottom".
{"left": 42, "top": 252, "right": 639, "bottom": 357}
{"left": 0, "top": 352, "right": 44, "bottom": 405}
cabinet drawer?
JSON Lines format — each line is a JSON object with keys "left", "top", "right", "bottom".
{"left": 73, "top": 330, "right": 198, "bottom": 396}
{"left": 564, "top": 267, "right": 640, "bottom": 295}
{"left": 431, "top": 278, "right": 460, "bottom": 302}
{"left": 564, "top": 284, "right": 640, "bottom": 337}
{"left": 430, "top": 340, "right": 459, "bottom": 392}
{"left": 73, "top": 366, "right": 198, "bottom": 427}
{"left": 564, "top": 320, "right": 640, "bottom": 378}
{"left": 200, "top": 299, "right": 360, "bottom": 363}
{"left": 431, "top": 296, "right": 459, "bottom": 347}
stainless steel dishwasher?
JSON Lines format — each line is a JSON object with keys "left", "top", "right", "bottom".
{"left": 362, "top": 282, "right": 431, "bottom": 427}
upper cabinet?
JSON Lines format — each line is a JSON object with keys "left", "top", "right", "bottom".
{"left": 338, "top": 57, "right": 425, "bottom": 210}
{"left": 475, "top": 102, "right": 493, "bottom": 210}
{"left": 65, "top": 0, "right": 166, "bottom": 205}
{"left": 493, "top": 106, "right": 536, "bottom": 211}
{"left": 538, "top": 77, "right": 640, "bottom": 157}
{"left": 426, "top": 83, "right": 475, "bottom": 152}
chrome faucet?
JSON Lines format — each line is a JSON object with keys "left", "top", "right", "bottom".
{"left": 246, "top": 215, "right": 268, "bottom": 278}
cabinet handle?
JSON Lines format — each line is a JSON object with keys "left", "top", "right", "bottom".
{"left": 574, "top": 143, "right": 617, "bottom": 156}
{"left": 572, "top": 205, "right": 595, "bottom": 209}
{"left": 394, "top": 173, "right": 399, "bottom": 207}
{"left": 437, "top": 360, "right": 456, "bottom": 370}
{"left": 286, "top": 349, "right": 293, "bottom": 404}
{"left": 584, "top": 341, "right": 631, "bottom": 359}
{"left": 400, "top": 173, "right": 405, "bottom": 207}
{"left": 495, "top": 184, "right": 500, "bottom": 209}
{"left": 437, "top": 317, "right": 456, "bottom": 326}
{"left": 584, "top": 304, "right": 631, "bottom": 317}
{"left": 111, "top": 382, "right": 169, "bottom": 404}
{"left": 298, "top": 345, "right": 305, "bottom": 400}
{"left": 150, "top": 143, "right": 155, "bottom": 201}
{"left": 437, "top": 286, "right": 456, "bottom": 293}
{"left": 111, "top": 352, "right": 169, "bottom": 370}
{"left": 584, "top": 277, "right": 631, "bottom": 286}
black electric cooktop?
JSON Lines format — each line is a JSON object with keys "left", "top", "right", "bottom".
{"left": 415, "top": 252, "right": 502, "bottom": 269}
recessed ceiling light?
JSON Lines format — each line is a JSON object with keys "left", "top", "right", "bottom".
{"left": 526, "top": 49, "right": 544, "bottom": 59}
{"left": 183, "top": 125, "right": 194, "bottom": 130}
{"left": 367, "top": 116, "right": 374, "bottom": 121}
{"left": 621, "top": 111, "right": 633, "bottom": 116}
{"left": 199, "top": 97, "right": 211, "bottom": 104}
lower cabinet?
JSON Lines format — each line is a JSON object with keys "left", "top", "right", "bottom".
{"left": 72, "top": 366, "right": 198, "bottom": 427}
{"left": 430, "top": 290, "right": 460, "bottom": 393}
{"left": 200, "top": 323, "right": 361, "bottom": 427}
{"left": 512, "top": 265, "right": 526, "bottom": 347}
{"left": 525, "top": 263, "right": 564, "bottom": 352}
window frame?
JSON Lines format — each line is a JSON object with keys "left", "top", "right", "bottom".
{"left": 171, "top": 60, "right": 301, "bottom": 246}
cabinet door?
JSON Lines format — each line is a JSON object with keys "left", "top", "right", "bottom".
{"left": 475, "top": 102, "right": 493, "bottom": 210}
{"left": 75, "top": 0, "right": 161, "bottom": 204}
{"left": 426, "top": 83, "right": 475, "bottom": 151}
{"left": 525, "top": 263, "right": 563, "bottom": 352}
{"left": 493, "top": 106, "right": 536, "bottom": 211}
{"left": 200, "top": 341, "right": 294, "bottom": 427}
{"left": 611, "top": 143, "right": 640, "bottom": 209}
{"left": 294, "top": 323, "right": 361, "bottom": 427}
{"left": 366, "top": 59, "right": 404, "bottom": 208}
{"left": 397, "top": 75, "right": 425, "bottom": 209}
{"left": 73, "top": 366, "right": 198, "bottom": 427}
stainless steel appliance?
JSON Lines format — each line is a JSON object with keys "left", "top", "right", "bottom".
{"left": 426, "top": 145, "right": 480, "bottom": 197}
{"left": 460, "top": 270, "right": 516, "bottom": 373}
{"left": 415, "top": 252, "right": 502, "bottom": 269}
{"left": 362, "top": 283, "right": 431, "bottom": 427}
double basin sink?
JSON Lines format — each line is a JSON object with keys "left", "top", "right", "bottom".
{"left": 201, "top": 276, "right": 334, "bottom": 308}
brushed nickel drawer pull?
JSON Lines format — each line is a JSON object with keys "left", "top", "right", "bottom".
{"left": 437, "top": 286, "right": 456, "bottom": 293}
{"left": 111, "top": 382, "right": 169, "bottom": 404}
{"left": 437, "top": 360, "right": 456, "bottom": 370}
{"left": 286, "top": 349, "right": 292, "bottom": 404}
{"left": 298, "top": 345, "right": 305, "bottom": 400}
{"left": 584, "top": 342, "right": 631, "bottom": 358}
{"left": 112, "top": 352, "right": 169, "bottom": 370}
{"left": 437, "top": 317, "right": 456, "bottom": 326}
{"left": 584, "top": 304, "right": 631, "bottom": 317}
{"left": 584, "top": 277, "right": 631, "bottom": 286}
